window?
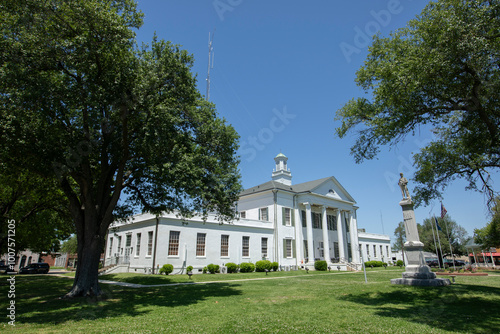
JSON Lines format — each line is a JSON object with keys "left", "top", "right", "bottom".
{"left": 313, "top": 212, "right": 322, "bottom": 229}
{"left": 196, "top": 233, "right": 206, "bottom": 257}
{"left": 327, "top": 215, "right": 337, "bottom": 230}
{"left": 373, "top": 245, "right": 377, "bottom": 257}
{"left": 108, "top": 237, "right": 113, "bottom": 256}
{"left": 261, "top": 237, "right": 268, "bottom": 258}
{"left": 125, "top": 234, "right": 132, "bottom": 248}
{"left": 347, "top": 243, "right": 352, "bottom": 260}
{"left": 380, "top": 245, "right": 384, "bottom": 258}
{"left": 304, "top": 240, "right": 309, "bottom": 260}
{"left": 221, "top": 235, "right": 229, "bottom": 257}
{"left": 301, "top": 210, "right": 307, "bottom": 227}
{"left": 285, "top": 239, "right": 293, "bottom": 258}
{"left": 334, "top": 242, "right": 339, "bottom": 259}
{"left": 147, "top": 232, "right": 153, "bottom": 256}
{"left": 386, "top": 246, "right": 389, "bottom": 257}
{"left": 242, "top": 236, "right": 250, "bottom": 257}
{"left": 117, "top": 236, "right": 122, "bottom": 254}
{"left": 319, "top": 241, "right": 324, "bottom": 258}
{"left": 366, "top": 244, "right": 370, "bottom": 256}
{"left": 345, "top": 216, "right": 350, "bottom": 232}
{"left": 259, "top": 208, "right": 268, "bottom": 221}
{"left": 168, "top": 231, "right": 180, "bottom": 256}
{"left": 135, "top": 233, "right": 141, "bottom": 256}
{"left": 240, "top": 211, "right": 246, "bottom": 219}
{"left": 284, "top": 208, "right": 291, "bottom": 226}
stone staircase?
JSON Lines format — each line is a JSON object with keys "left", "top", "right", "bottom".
{"left": 98, "top": 263, "right": 117, "bottom": 275}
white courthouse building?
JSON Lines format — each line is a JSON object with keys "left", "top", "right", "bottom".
{"left": 104, "top": 153, "right": 391, "bottom": 274}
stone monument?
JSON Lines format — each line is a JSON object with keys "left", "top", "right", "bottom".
{"left": 391, "top": 173, "right": 450, "bottom": 286}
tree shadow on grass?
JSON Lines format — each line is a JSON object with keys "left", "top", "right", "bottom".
{"left": 0, "top": 275, "right": 242, "bottom": 325}
{"left": 339, "top": 283, "right": 500, "bottom": 333}
{"left": 99, "top": 273, "right": 180, "bottom": 285}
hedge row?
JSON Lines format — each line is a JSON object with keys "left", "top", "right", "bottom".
{"left": 201, "top": 261, "right": 280, "bottom": 273}
{"left": 364, "top": 261, "right": 388, "bottom": 267}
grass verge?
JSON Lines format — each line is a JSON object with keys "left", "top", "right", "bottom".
{"left": 1, "top": 269, "right": 499, "bottom": 333}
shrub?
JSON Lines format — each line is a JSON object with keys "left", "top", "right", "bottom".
{"left": 255, "top": 260, "right": 272, "bottom": 272}
{"left": 226, "top": 262, "right": 239, "bottom": 273}
{"left": 186, "top": 265, "right": 193, "bottom": 273}
{"left": 206, "top": 263, "right": 220, "bottom": 274}
{"left": 239, "top": 262, "right": 255, "bottom": 273}
{"left": 315, "top": 260, "right": 328, "bottom": 271}
{"left": 159, "top": 264, "right": 173, "bottom": 275}
{"left": 364, "top": 261, "right": 385, "bottom": 268}
{"left": 271, "top": 262, "right": 279, "bottom": 271}
{"left": 396, "top": 260, "right": 404, "bottom": 267}
{"left": 202, "top": 266, "right": 207, "bottom": 274}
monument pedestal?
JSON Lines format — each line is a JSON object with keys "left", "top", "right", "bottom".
{"left": 391, "top": 200, "right": 450, "bottom": 286}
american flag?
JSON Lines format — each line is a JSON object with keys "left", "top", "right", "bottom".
{"left": 441, "top": 203, "right": 447, "bottom": 219}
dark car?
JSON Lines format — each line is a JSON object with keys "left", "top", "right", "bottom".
{"left": 427, "top": 260, "right": 439, "bottom": 267}
{"left": 445, "top": 260, "right": 465, "bottom": 267}
{"left": 0, "top": 263, "right": 10, "bottom": 274}
{"left": 19, "top": 263, "right": 50, "bottom": 274}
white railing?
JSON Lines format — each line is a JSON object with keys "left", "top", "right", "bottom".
{"left": 104, "top": 256, "right": 130, "bottom": 266}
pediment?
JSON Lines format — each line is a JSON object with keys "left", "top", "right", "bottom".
{"left": 309, "top": 177, "right": 356, "bottom": 203}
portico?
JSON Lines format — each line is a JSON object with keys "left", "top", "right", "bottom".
{"left": 298, "top": 202, "right": 359, "bottom": 268}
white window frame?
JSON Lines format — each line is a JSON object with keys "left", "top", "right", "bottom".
{"left": 242, "top": 236, "right": 250, "bottom": 257}
{"left": 168, "top": 231, "right": 180, "bottom": 256}
{"left": 260, "top": 207, "right": 268, "bottom": 221}
{"left": 313, "top": 213, "right": 322, "bottom": 229}
{"left": 285, "top": 239, "right": 293, "bottom": 258}
{"left": 108, "top": 237, "right": 113, "bottom": 256}
{"left": 261, "top": 237, "right": 268, "bottom": 258}
{"left": 220, "top": 234, "right": 229, "bottom": 257}
{"left": 284, "top": 208, "right": 291, "bottom": 226}
{"left": 147, "top": 232, "right": 153, "bottom": 256}
{"left": 196, "top": 233, "right": 206, "bottom": 257}
{"left": 135, "top": 233, "right": 141, "bottom": 257}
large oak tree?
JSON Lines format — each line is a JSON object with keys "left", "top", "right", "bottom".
{"left": 336, "top": 0, "right": 500, "bottom": 208}
{"left": 0, "top": 166, "right": 73, "bottom": 255}
{"left": 0, "top": 0, "right": 241, "bottom": 297}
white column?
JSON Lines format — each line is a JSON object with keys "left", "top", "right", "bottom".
{"left": 337, "top": 209, "right": 345, "bottom": 260}
{"left": 294, "top": 208, "right": 303, "bottom": 266}
{"left": 305, "top": 203, "right": 314, "bottom": 264}
{"left": 321, "top": 206, "right": 330, "bottom": 262}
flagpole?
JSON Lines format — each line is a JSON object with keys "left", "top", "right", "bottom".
{"left": 443, "top": 218, "right": 456, "bottom": 271}
{"left": 441, "top": 203, "right": 456, "bottom": 271}
{"left": 434, "top": 216, "right": 445, "bottom": 268}
{"left": 429, "top": 214, "right": 441, "bottom": 269}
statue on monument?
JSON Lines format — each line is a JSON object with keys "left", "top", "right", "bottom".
{"left": 390, "top": 172, "right": 450, "bottom": 286}
{"left": 398, "top": 173, "right": 411, "bottom": 201}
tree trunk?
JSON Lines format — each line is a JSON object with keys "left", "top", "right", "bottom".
{"left": 65, "top": 234, "right": 104, "bottom": 298}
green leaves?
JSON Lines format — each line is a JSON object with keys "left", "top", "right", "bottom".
{"left": 336, "top": 0, "right": 500, "bottom": 208}
{"left": 474, "top": 198, "right": 500, "bottom": 249}
{"left": 1, "top": 0, "right": 241, "bottom": 296}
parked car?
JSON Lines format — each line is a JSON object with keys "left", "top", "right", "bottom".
{"left": 427, "top": 260, "right": 439, "bottom": 267}
{"left": 19, "top": 263, "right": 50, "bottom": 274}
{"left": 0, "top": 263, "right": 11, "bottom": 274}
{"left": 444, "top": 260, "right": 466, "bottom": 267}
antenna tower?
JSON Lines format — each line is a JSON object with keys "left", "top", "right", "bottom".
{"left": 206, "top": 30, "right": 215, "bottom": 101}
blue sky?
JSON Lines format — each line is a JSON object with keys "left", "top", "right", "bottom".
{"left": 133, "top": 0, "right": 499, "bottom": 243}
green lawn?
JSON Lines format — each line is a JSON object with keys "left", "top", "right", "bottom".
{"left": 1, "top": 269, "right": 499, "bottom": 333}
